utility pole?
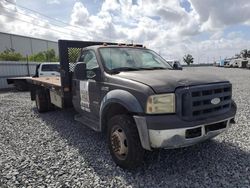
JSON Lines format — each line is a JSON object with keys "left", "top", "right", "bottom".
{"left": 26, "top": 54, "right": 30, "bottom": 76}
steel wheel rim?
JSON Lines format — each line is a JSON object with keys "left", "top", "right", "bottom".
{"left": 111, "top": 126, "right": 128, "bottom": 160}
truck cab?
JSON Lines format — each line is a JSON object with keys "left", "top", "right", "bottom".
{"left": 30, "top": 40, "right": 237, "bottom": 169}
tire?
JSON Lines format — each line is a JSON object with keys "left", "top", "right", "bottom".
{"left": 35, "top": 89, "right": 50, "bottom": 113}
{"left": 107, "top": 115, "right": 145, "bottom": 169}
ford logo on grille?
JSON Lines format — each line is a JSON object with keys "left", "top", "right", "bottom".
{"left": 211, "top": 98, "right": 221, "bottom": 105}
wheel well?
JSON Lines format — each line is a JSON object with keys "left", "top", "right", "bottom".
{"left": 31, "top": 86, "right": 48, "bottom": 101}
{"left": 101, "top": 103, "right": 130, "bottom": 133}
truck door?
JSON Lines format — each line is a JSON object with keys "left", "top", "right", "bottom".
{"left": 73, "top": 50, "right": 101, "bottom": 119}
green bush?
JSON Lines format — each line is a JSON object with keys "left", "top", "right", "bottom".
{"left": 29, "top": 49, "right": 59, "bottom": 62}
{"left": 0, "top": 48, "right": 59, "bottom": 62}
{"left": 0, "top": 48, "right": 24, "bottom": 61}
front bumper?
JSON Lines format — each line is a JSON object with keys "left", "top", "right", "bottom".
{"left": 133, "top": 106, "right": 236, "bottom": 150}
{"left": 148, "top": 118, "right": 231, "bottom": 149}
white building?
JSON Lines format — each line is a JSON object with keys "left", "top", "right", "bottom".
{"left": 0, "top": 32, "right": 58, "bottom": 56}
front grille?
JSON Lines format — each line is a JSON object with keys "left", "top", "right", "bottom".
{"left": 176, "top": 83, "right": 232, "bottom": 121}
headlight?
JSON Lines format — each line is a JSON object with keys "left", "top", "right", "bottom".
{"left": 146, "top": 93, "right": 175, "bottom": 114}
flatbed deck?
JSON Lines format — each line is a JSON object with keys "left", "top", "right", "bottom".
{"left": 30, "top": 77, "right": 61, "bottom": 88}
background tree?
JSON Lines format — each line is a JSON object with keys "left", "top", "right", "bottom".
{"left": 29, "top": 49, "right": 59, "bottom": 62}
{"left": 29, "top": 52, "right": 45, "bottom": 62}
{"left": 183, "top": 54, "right": 194, "bottom": 65}
{"left": 44, "top": 49, "right": 58, "bottom": 62}
{"left": 0, "top": 48, "right": 24, "bottom": 61}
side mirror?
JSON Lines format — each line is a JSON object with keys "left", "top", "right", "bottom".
{"left": 74, "top": 62, "right": 86, "bottom": 80}
{"left": 173, "top": 62, "right": 183, "bottom": 70}
{"left": 86, "top": 67, "right": 101, "bottom": 80}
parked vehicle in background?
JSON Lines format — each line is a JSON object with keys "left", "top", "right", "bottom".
{"left": 240, "top": 59, "right": 249, "bottom": 68}
{"left": 223, "top": 49, "right": 250, "bottom": 69}
{"left": 28, "top": 40, "right": 237, "bottom": 169}
{"left": 7, "top": 62, "right": 60, "bottom": 90}
{"left": 35, "top": 62, "right": 60, "bottom": 77}
{"left": 230, "top": 58, "right": 248, "bottom": 68}
{"left": 232, "top": 59, "right": 240, "bottom": 68}
{"left": 218, "top": 59, "right": 230, "bottom": 67}
{"left": 223, "top": 60, "right": 230, "bottom": 67}
{"left": 224, "top": 59, "right": 234, "bottom": 68}
{"left": 247, "top": 61, "right": 250, "bottom": 69}
{"left": 217, "top": 60, "right": 224, "bottom": 67}
{"left": 166, "top": 60, "right": 183, "bottom": 70}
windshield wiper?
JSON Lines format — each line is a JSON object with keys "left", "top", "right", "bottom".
{"left": 140, "top": 67, "right": 170, "bottom": 70}
{"left": 110, "top": 67, "right": 171, "bottom": 74}
{"left": 110, "top": 67, "right": 141, "bottom": 74}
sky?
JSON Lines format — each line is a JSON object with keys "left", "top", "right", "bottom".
{"left": 1, "top": 0, "right": 250, "bottom": 63}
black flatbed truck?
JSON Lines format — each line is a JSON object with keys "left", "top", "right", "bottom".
{"left": 29, "top": 40, "right": 237, "bottom": 169}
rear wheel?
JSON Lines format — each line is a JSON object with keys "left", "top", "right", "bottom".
{"left": 35, "top": 89, "right": 50, "bottom": 113}
{"left": 107, "top": 115, "right": 145, "bottom": 169}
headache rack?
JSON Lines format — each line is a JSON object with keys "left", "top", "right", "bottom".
{"left": 176, "top": 83, "right": 232, "bottom": 121}
{"left": 58, "top": 40, "right": 143, "bottom": 107}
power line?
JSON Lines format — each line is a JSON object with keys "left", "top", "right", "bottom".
{"left": 4, "top": 0, "right": 86, "bottom": 31}
{"left": 0, "top": 12, "right": 88, "bottom": 39}
{"left": 0, "top": 5, "right": 89, "bottom": 37}
{"left": 3, "top": 0, "right": 117, "bottom": 42}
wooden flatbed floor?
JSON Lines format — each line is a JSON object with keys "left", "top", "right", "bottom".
{"left": 30, "top": 77, "right": 61, "bottom": 88}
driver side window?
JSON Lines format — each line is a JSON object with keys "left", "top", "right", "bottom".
{"left": 79, "top": 50, "right": 99, "bottom": 70}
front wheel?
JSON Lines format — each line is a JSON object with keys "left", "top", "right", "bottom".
{"left": 107, "top": 115, "right": 145, "bottom": 169}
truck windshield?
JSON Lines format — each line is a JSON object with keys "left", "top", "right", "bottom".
{"left": 99, "top": 47, "right": 172, "bottom": 73}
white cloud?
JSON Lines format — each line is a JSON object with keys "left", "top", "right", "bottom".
{"left": 46, "top": 0, "right": 60, "bottom": 5}
{"left": 227, "top": 31, "right": 243, "bottom": 39}
{"left": 0, "top": 0, "right": 250, "bottom": 63}
{"left": 70, "top": 2, "right": 89, "bottom": 26}
{"left": 210, "top": 31, "right": 224, "bottom": 40}
{"left": 190, "top": 0, "right": 250, "bottom": 31}
{"left": 101, "top": 0, "right": 120, "bottom": 12}
{"left": 0, "top": 0, "right": 87, "bottom": 41}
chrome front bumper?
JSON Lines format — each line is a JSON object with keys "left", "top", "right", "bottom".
{"left": 148, "top": 118, "right": 231, "bottom": 149}
{"left": 134, "top": 115, "right": 234, "bottom": 150}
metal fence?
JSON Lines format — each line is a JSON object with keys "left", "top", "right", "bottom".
{"left": 0, "top": 61, "right": 41, "bottom": 89}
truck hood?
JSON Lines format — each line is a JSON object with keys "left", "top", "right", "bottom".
{"left": 116, "top": 69, "right": 228, "bottom": 93}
